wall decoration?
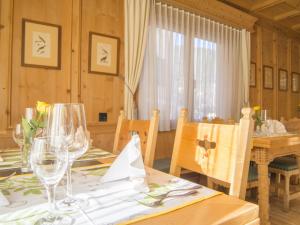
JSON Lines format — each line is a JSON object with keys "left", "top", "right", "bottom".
{"left": 278, "top": 69, "right": 288, "bottom": 91}
{"left": 292, "top": 72, "right": 300, "bottom": 93}
{"left": 250, "top": 62, "right": 256, "bottom": 87}
{"left": 21, "top": 19, "right": 61, "bottom": 69}
{"left": 263, "top": 65, "right": 273, "bottom": 89}
{"left": 89, "top": 32, "right": 120, "bottom": 75}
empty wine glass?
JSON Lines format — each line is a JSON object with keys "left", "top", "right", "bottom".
{"left": 46, "top": 103, "right": 89, "bottom": 211}
{"left": 30, "top": 136, "right": 72, "bottom": 225}
{"left": 12, "top": 123, "right": 28, "bottom": 169}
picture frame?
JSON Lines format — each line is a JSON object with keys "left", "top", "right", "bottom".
{"left": 292, "top": 72, "right": 300, "bottom": 93}
{"left": 250, "top": 62, "right": 256, "bottom": 87}
{"left": 263, "top": 65, "right": 273, "bottom": 89}
{"left": 88, "top": 32, "right": 120, "bottom": 76}
{"left": 21, "top": 18, "right": 61, "bottom": 69}
{"left": 278, "top": 69, "right": 288, "bottom": 91}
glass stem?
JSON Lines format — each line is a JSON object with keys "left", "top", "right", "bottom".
{"left": 66, "top": 162, "right": 73, "bottom": 198}
{"left": 46, "top": 184, "right": 56, "bottom": 213}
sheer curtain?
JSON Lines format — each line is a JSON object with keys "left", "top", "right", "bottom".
{"left": 138, "top": 2, "right": 250, "bottom": 131}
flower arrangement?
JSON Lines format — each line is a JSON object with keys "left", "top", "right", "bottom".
{"left": 21, "top": 101, "right": 49, "bottom": 171}
{"left": 253, "top": 105, "right": 262, "bottom": 128}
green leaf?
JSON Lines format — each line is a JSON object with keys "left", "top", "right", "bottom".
{"left": 21, "top": 118, "right": 33, "bottom": 138}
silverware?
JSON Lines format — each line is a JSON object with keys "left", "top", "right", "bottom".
{"left": 148, "top": 184, "right": 202, "bottom": 199}
{"left": 140, "top": 189, "right": 198, "bottom": 207}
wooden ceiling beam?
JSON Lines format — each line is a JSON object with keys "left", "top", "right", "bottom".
{"left": 251, "top": 0, "right": 285, "bottom": 11}
{"left": 274, "top": 9, "right": 300, "bottom": 20}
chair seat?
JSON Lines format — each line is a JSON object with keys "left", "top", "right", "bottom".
{"left": 154, "top": 158, "right": 171, "bottom": 173}
{"left": 269, "top": 157, "right": 298, "bottom": 171}
{"left": 248, "top": 164, "right": 258, "bottom": 182}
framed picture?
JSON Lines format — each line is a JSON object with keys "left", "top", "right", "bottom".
{"left": 278, "top": 69, "right": 288, "bottom": 91}
{"left": 21, "top": 19, "right": 61, "bottom": 69}
{"left": 292, "top": 72, "right": 300, "bottom": 93}
{"left": 263, "top": 65, "right": 273, "bottom": 89}
{"left": 89, "top": 32, "right": 120, "bottom": 76}
{"left": 250, "top": 62, "right": 256, "bottom": 87}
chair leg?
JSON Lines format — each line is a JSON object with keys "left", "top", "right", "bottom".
{"left": 283, "top": 175, "right": 290, "bottom": 211}
{"left": 275, "top": 173, "right": 281, "bottom": 197}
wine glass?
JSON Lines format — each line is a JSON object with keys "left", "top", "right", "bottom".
{"left": 12, "top": 123, "right": 27, "bottom": 169}
{"left": 30, "top": 136, "right": 72, "bottom": 224}
{"left": 46, "top": 103, "right": 89, "bottom": 211}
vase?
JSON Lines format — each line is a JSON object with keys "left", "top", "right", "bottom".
{"left": 21, "top": 138, "right": 32, "bottom": 173}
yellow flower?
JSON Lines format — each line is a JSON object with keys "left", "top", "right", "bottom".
{"left": 36, "top": 101, "right": 50, "bottom": 114}
{"left": 253, "top": 106, "right": 261, "bottom": 111}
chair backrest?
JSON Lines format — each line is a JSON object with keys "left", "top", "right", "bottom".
{"left": 113, "top": 110, "right": 159, "bottom": 167}
{"left": 170, "top": 108, "right": 254, "bottom": 199}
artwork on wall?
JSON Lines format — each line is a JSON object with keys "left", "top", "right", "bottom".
{"left": 21, "top": 19, "right": 61, "bottom": 69}
{"left": 292, "top": 72, "right": 300, "bottom": 93}
{"left": 278, "top": 69, "right": 288, "bottom": 91}
{"left": 89, "top": 32, "right": 120, "bottom": 76}
{"left": 263, "top": 65, "right": 273, "bottom": 89}
{"left": 250, "top": 62, "right": 256, "bottom": 87}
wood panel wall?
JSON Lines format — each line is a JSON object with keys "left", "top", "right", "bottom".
{"left": 250, "top": 24, "right": 300, "bottom": 119}
{"left": 0, "top": 0, "right": 124, "bottom": 150}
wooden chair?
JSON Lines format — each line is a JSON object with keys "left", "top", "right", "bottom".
{"left": 170, "top": 108, "right": 254, "bottom": 199}
{"left": 113, "top": 110, "right": 159, "bottom": 167}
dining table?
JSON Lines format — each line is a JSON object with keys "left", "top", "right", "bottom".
{"left": 0, "top": 147, "right": 259, "bottom": 225}
{"left": 252, "top": 133, "right": 300, "bottom": 225}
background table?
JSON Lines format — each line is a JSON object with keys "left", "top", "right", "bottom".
{"left": 252, "top": 134, "right": 300, "bottom": 225}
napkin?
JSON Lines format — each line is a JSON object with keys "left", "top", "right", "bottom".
{"left": 0, "top": 191, "right": 9, "bottom": 207}
{"left": 101, "top": 134, "right": 149, "bottom": 192}
{"left": 261, "top": 120, "right": 287, "bottom": 134}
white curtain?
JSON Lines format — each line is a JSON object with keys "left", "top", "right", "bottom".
{"left": 124, "top": 0, "right": 151, "bottom": 119}
{"left": 138, "top": 2, "right": 250, "bottom": 131}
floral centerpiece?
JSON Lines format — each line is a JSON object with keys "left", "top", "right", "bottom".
{"left": 253, "top": 105, "right": 262, "bottom": 130}
{"left": 21, "top": 101, "right": 49, "bottom": 171}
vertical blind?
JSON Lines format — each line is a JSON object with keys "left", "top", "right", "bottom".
{"left": 138, "top": 2, "right": 250, "bottom": 131}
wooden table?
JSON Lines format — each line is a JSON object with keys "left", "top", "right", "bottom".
{"left": 252, "top": 134, "right": 300, "bottom": 225}
{"left": 138, "top": 168, "right": 259, "bottom": 225}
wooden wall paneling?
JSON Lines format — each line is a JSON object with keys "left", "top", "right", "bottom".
{"left": 277, "top": 34, "right": 289, "bottom": 119}
{"left": 249, "top": 31, "right": 259, "bottom": 106}
{"left": 0, "top": 0, "right": 13, "bottom": 133}
{"left": 273, "top": 31, "right": 278, "bottom": 119}
{"left": 262, "top": 27, "right": 274, "bottom": 116}
{"left": 80, "top": 0, "right": 124, "bottom": 150}
{"left": 256, "top": 26, "right": 263, "bottom": 108}
{"left": 291, "top": 41, "right": 300, "bottom": 117}
{"left": 10, "top": 0, "right": 73, "bottom": 127}
{"left": 70, "top": 0, "right": 81, "bottom": 103}
{"left": 287, "top": 39, "right": 292, "bottom": 118}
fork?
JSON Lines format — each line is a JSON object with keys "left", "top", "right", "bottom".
{"left": 140, "top": 189, "right": 198, "bottom": 207}
{"left": 147, "top": 184, "right": 202, "bottom": 199}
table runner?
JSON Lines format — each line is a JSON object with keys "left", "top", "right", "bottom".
{"left": 0, "top": 165, "right": 220, "bottom": 225}
{"left": 0, "top": 147, "right": 114, "bottom": 171}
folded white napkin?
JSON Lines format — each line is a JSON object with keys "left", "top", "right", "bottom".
{"left": 101, "top": 134, "right": 149, "bottom": 192}
{"left": 261, "top": 120, "right": 287, "bottom": 134}
{"left": 0, "top": 191, "right": 9, "bottom": 207}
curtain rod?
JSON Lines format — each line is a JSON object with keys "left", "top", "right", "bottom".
{"left": 156, "top": 0, "right": 255, "bottom": 32}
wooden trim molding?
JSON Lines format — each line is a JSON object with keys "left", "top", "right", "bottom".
{"left": 158, "top": 0, "right": 257, "bottom": 32}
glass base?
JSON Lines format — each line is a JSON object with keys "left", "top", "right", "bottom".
{"left": 34, "top": 213, "right": 74, "bottom": 225}
{"left": 57, "top": 197, "right": 88, "bottom": 213}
